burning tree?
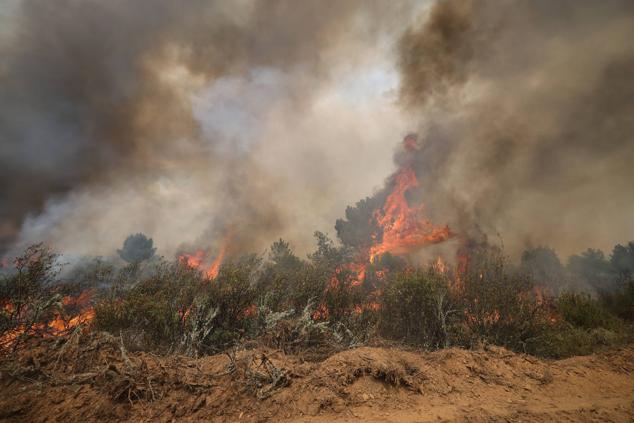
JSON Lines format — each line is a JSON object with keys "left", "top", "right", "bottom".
{"left": 331, "top": 134, "right": 456, "bottom": 302}
{"left": 1, "top": 134, "right": 631, "bottom": 361}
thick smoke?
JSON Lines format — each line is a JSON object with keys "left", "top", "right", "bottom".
{"left": 0, "top": 0, "right": 417, "bottom": 257}
{"left": 2, "top": 0, "right": 633, "bottom": 262}
{"left": 397, "top": 0, "right": 634, "bottom": 257}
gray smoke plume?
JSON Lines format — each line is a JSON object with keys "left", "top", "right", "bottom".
{"left": 0, "top": 0, "right": 418, "bottom": 257}
{"left": 397, "top": 0, "right": 634, "bottom": 257}
{"left": 2, "top": 0, "right": 633, "bottom": 262}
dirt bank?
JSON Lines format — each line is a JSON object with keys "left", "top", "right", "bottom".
{"left": 1, "top": 333, "right": 632, "bottom": 422}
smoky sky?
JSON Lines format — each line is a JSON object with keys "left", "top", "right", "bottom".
{"left": 398, "top": 0, "right": 634, "bottom": 257}
{"left": 0, "top": 0, "right": 416, "bottom": 257}
{"left": 1, "top": 0, "right": 633, "bottom": 261}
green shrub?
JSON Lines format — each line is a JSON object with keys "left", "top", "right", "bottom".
{"left": 199, "top": 255, "right": 260, "bottom": 350}
{"left": 525, "top": 324, "right": 628, "bottom": 359}
{"left": 256, "top": 257, "right": 325, "bottom": 316}
{"left": 94, "top": 260, "right": 204, "bottom": 351}
{"left": 556, "top": 292, "right": 617, "bottom": 329}
{"left": 524, "top": 292, "right": 630, "bottom": 358}
{"left": 94, "top": 255, "right": 264, "bottom": 355}
{"left": 526, "top": 325, "right": 598, "bottom": 358}
{"left": 379, "top": 268, "right": 452, "bottom": 348}
{"left": 600, "top": 281, "right": 634, "bottom": 321}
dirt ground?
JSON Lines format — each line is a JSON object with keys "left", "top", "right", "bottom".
{"left": 1, "top": 332, "right": 633, "bottom": 422}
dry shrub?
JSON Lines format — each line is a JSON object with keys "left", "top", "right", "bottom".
{"left": 255, "top": 302, "right": 347, "bottom": 361}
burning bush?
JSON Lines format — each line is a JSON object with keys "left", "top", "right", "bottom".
{"left": 456, "top": 247, "right": 552, "bottom": 351}
{"left": 0, "top": 244, "right": 95, "bottom": 351}
{"left": 2, "top": 234, "right": 633, "bottom": 362}
{"left": 199, "top": 255, "right": 260, "bottom": 351}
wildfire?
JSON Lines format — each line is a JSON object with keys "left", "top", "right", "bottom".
{"left": 434, "top": 257, "right": 448, "bottom": 274}
{"left": 178, "top": 237, "right": 229, "bottom": 279}
{"left": 320, "top": 135, "right": 454, "bottom": 305}
{"left": 0, "top": 291, "right": 95, "bottom": 349}
{"left": 534, "top": 286, "right": 559, "bottom": 323}
{"left": 179, "top": 251, "right": 204, "bottom": 268}
{"left": 344, "top": 262, "right": 366, "bottom": 287}
{"left": 207, "top": 243, "right": 226, "bottom": 279}
{"left": 311, "top": 303, "right": 329, "bottom": 320}
{"left": 354, "top": 301, "right": 381, "bottom": 314}
{"left": 48, "top": 308, "right": 96, "bottom": 332}
{"left": 369, "top": 166, "right": 452, "bottom": 262}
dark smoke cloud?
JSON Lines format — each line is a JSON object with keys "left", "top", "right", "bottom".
{"left": 397, "top": 0, "right": 634, "bottom": 257}
{"left": 4, "top": 0, "right": 631, "bottom": 262}
{"left": 0, "top": 0, "right": 415, "bottom": 256}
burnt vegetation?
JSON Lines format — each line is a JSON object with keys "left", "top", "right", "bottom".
{"left": 1, "top": 236, "right": 633, "bottom": 361}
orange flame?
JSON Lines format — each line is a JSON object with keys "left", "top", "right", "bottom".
{"left": 179, "top": 306, "right": 191, "bottom": 323}
{"left": 178, "top": 236, "right": 229, "bottom": 279}
{"left": 369, "top": 167, "right": 451, "bottom": 262}
{"left": 311, "top": 303, "right": 329, "bottom": 320}
{"left": 345, "top": 262, "right": 366, "bottom": 287}
{"left": 206, "top": 243, "right": 226, "bottom": 279}
{"left": 243, "top": 304, "right": 258, "bottom": 318}
{"left": 179, "top": 251, "right": 204, "bottom": 268}
{"left": 464, "top": 309, "right": 501, "bottom": 325}
{"left": 533, "top": 286, "right": 559, "bottom": 323}
{"left": 48, "top": 308, "right": 95, "bottom": 332}
{"left": 434, "top": 257, "right": 447, "bottom": 274}
{"left": 0, "top": 291, "right": 95, "bottom": 349}
{"left": 354, "top": 301, "right": 381, "bottom": 314}
{"left": 322, "top": 137, "right": 454, "bottom": 315}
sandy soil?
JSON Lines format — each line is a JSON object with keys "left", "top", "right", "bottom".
{"left": 1, "top": 333, "right": 633, "bottom": 422}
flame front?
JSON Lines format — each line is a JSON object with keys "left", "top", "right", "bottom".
{"left": 323, "top": 136, "right": 454, "bottom": 301}
{"left": 369, "top": 166, "right": 451, "bottom": 262}
{"left": 179, "top": 251, "right": 204, "bottom": 268}
{"left": 0, "top": 291, "right": 95, "bottom": 349}
{"left": 178, "top": 236, "right": 229, "bottom": 279}
{"left": 206, "top": 243, "right": 226, "bottom": 279}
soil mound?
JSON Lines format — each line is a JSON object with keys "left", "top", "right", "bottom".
{"left": 1, "top": 332, "right": 633, "bottom": 422}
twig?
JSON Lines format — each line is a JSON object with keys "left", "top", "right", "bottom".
{"left": 119, "top": 331, "right": 134, "bottom": 369}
